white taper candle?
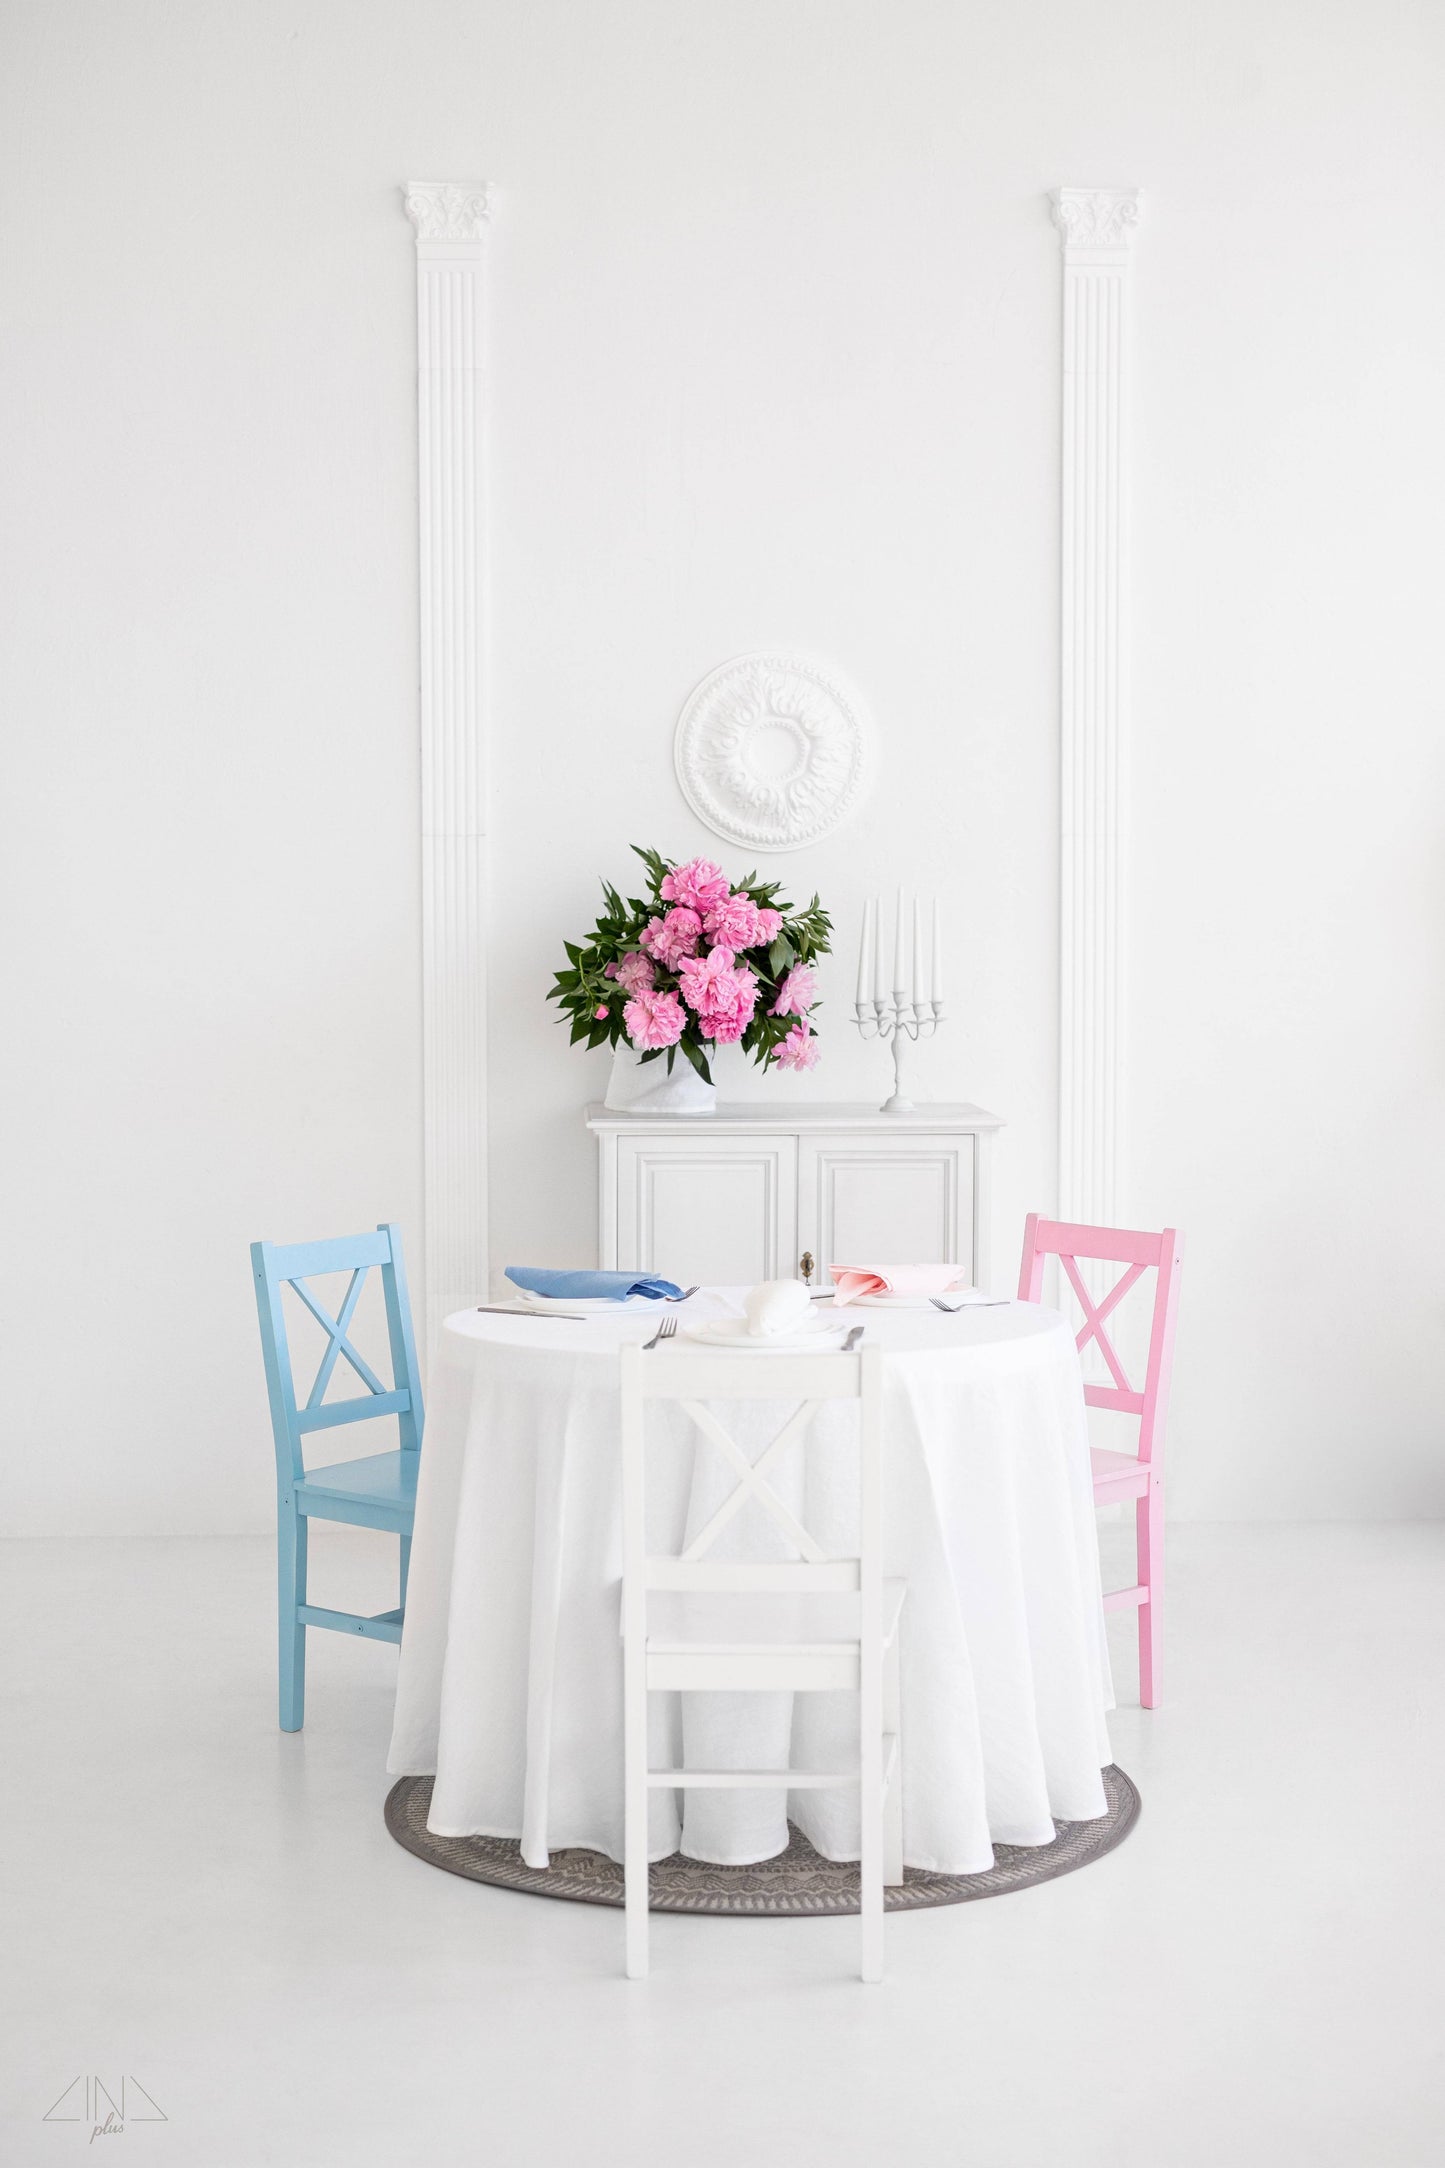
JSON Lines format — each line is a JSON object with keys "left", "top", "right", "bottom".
{"left": 855, "top": 897, "right": 873, "bottom": 1004}
{"left": 893, "top": 886, "right": 906, "bottom": 993}
{"left": 873, "top": 894, "right": 886, "bottom": 1005}
{"left": 931, "top": 896, "right": 943, "bottom": 1002}
{"left": 912, "top": 895, "right": 924, "bottom": 1009}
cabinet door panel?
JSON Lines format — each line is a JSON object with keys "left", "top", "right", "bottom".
{"left": 616, "top": 1136, "right": 797, "bottom": 1287}
{"left": 799, "top": 1137, "right": 975, "bottom": 1286}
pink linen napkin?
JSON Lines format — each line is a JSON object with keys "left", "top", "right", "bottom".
{"left": 828, "top": 1262, "right": 972, "bottom": 1305}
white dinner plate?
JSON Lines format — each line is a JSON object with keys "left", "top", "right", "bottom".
{"left": 842, "top": 1288, "right": 980, "bottom": 1310}
{"left": 682, "top": 1313, "right": 849, "bottom": 1351}
{"left": 514, "top": 1289, "right": 652, "bottom": 1313}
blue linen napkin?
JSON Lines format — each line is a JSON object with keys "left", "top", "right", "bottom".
{"left": 504, "top": 1266, "right": 684, "bottom": 1302}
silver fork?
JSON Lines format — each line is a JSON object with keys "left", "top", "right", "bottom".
{"left": 929, "top": 1296, "right": 1010, "bottom": 1314}
{"left": 664, "top": 1285, "right": 700, "bottom": 1303}
{"left": 644, "top": 1313, "right": 678, "bottom": 1349}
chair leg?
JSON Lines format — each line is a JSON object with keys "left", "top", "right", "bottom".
{"left": 860, "top": 1641, "right": 885, "bottom": 1983}
{"left": 860, "top": 1776, "right": 884, "bottom": 1984}
{"left": 399, "top": 1528, "right": 412, "bottom": 1611}
{"left": 623, "top": 1642, "right": 649, "bottom": 1979}
{"left": 883, "top": 1632, "right": 904, "bottom": 1887}
{"left": 278, "top": 1501, "right": 307, "bottom": 1732}
{"left": 1137, "top": 1481, "right": 1164, "bottom": 1709}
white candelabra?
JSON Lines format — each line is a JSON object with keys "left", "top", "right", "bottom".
{"left": 853, "top": 890, "right": 944, "bottom": 1114}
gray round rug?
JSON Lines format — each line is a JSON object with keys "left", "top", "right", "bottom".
{"left": 384, "top": 1765, "right": 1139, "bottom": 1915}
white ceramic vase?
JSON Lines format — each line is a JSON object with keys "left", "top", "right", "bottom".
{"left": 603, "top": 1042, "right": 717, "bottom": 1115}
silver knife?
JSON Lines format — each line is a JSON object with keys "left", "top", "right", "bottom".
{"left": 475, "top": 1304, "right": 589, "bottom": 1321}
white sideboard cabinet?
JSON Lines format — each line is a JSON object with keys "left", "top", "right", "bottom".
{"left": 587, "top": 1102, "right": 1004, "bottom": 1293}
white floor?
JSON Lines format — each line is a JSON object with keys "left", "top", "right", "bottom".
{"left": 3, "top": 1522, "right": 1442, "bottom": 2168}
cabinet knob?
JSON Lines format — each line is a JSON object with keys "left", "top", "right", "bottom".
{"left": 799, "top": 1251, "right": 815, "bottom": 1285}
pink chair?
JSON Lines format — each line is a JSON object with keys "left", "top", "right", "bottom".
{"left": 1017, "top": 1216, "right": 1184, "bottom": 1707}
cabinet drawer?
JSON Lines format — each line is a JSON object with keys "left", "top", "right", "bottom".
{"left": 615, "top": 1133, "right": 798, "bottom": 1287}
{"left": 798, "top": 1134, "right": 976, "bottom": 1287}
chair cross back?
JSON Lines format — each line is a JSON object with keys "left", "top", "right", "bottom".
{"left": 1057, "top": 1253, "right": 1147, "bottom": 1409}
{"left": 291, "top": 1268, "right": 388, "bottom": 1408}
{"left": 632, "top": 1348, "right": 867, "bottom": 1593}
{"left": 1017, "top": 1216, "right": 1183, "bottom": 1458}
{"left": 252, "top": 1227, "right": 423, "bottom": 1479}
{"left": 676, "top": 1397, "right": 830, "bottom": 1571}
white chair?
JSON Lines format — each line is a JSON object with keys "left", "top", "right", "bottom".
{"left": 619, "top": 1340, "right": 905, "bottom": 1983}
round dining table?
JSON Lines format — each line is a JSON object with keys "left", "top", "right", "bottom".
{"left": 387, "top": 1289, "right": 1114, "bottom": 1878}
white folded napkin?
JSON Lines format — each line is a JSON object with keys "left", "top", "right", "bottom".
{"left": 742, "top": 1278, "right": 813, "bottom": 1337}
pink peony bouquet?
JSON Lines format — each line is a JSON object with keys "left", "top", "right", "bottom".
{"left": 549, "top": 846, "right": 832, "bottom": 1082}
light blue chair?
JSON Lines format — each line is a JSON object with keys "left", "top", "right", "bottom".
{"left": 250, "top": 1223, "right": 424, "bottom": 1731}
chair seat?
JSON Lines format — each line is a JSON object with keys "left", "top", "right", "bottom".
{"left": 297, "top": 1449, "right": 418, "bottom": 1514}
{"left": 1090, "top": 1445, "right": 1150, "bottom": 1497}
{"left": 642, "top": 1581, "right": 907, "bottom": 1655}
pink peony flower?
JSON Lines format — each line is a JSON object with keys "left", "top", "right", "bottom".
{"left": 752, "top": 907, "right": 783, "bottom": 947}
{"left": 640, "top": 907, "right": 703, "bottom": 970}
{"left": 624, "top": 988, "right": 685, "bottom": 1050}
{"left": 771, "top": 963, "right": 818, "bottom": 1017}
{"left": 708, "top": 1008, "right": 752, "bottom": 1045}
{"left": 703, "top": 891, "right": 766, "bottom": 951}
{"left": 594, "top": 1005, "right": 610, "bottom": 1020}
{"left": 660, "top": 857, "right": 731, "bottom": 915}
{"left": 677, "top": 947, "right": 760, "bottom": 1042}
{"left": 774, "top": 1021, "right": 820, "bottom": 1072}
{"left": 612, "top": 949, "right": 655, "bottom": 996}
{"left": 675, "top": 946, "right": 739, "bottom": 1012}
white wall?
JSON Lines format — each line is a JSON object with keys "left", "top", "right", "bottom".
{"left": 478, "top": 0, "right": 1445, "bottom": 1519}
{"left": 3, "top": 0, "right": 1441, "bottom": 1532}
{"left": 0, "top": 1, "right": 484, "bottom": 1534}
{"left": 1126, "top": 1, "right": 1445, "bottom": 1516}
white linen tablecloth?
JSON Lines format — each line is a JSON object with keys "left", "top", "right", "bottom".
{"left": 387, "top": 1291, "right": 1113, "bottom": 1876}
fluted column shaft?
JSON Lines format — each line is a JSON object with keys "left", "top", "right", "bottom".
{"left": 404, "top": 182, "right": 490, "bottom": 1343}
{"left": 1053, "top": 187, "right": 1140, "bottom": 1233}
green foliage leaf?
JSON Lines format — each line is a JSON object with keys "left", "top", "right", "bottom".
{"left": 679, "top": 1035, "right": 713, "bottom": 1084}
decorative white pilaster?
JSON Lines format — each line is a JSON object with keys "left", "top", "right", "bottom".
{"left": 1052, "top": 187, "right": 1140, "bottom": 1230}
{"left": 403, "top": 181, "right": 490, "bottom": 1339}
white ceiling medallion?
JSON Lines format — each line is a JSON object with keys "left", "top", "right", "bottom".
{"left": 673, "top": 654, "right": 871, "bottom": 853}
